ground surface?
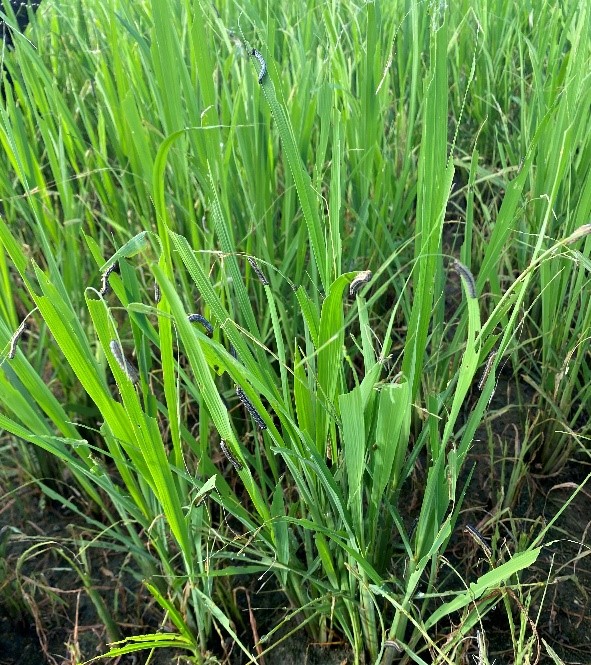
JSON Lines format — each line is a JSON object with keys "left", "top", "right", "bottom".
{"left": 1, "top": 434, "right": 589, "bottom": 665}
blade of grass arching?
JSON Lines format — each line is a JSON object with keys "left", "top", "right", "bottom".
{"left": 476, "top": 109, "right": 551, "bottom": 296}
{"left": 368, "top": 381, "right": 411, "bottom": 537}
{"left": 0, "top": 411, "right": 86, "bottom": 473}
{"left": 270, "top": 481, "right": 290, "bottom": 586}
{"left": 338, "top": 387, "right": 365, "bottom": 547}
{"left": 328, "top": 113, "right": 343, "bottom": 281}
{"left": 385, "top": 511, "right": 454, "bottom": 659}
{"left": 257, "top": 49, "right": 328, "bottom": 292}
{"left": 266, "top": 284, "right": 291, "bottom": 410}
{"left": 207, "top": 167, "right": 261, "bottom": 340}
{"left": 23, "top": 265, "right": 149, "bottom": 515}
{"left": 456, "top": 227, "right": 590, "bottom": 466}
{"left": 95, "top": 235, "right": 182, "bottom": 470}
{"left": 152, "top": 129, "right": 264, "bottom": 367}
{"left": 11, "top": 452, "right": 152, "bottom": 567}
{"left": 530, "top": 472, "right": 591, "bottom": 553}
{"left": 0, "top": 322, "right": 83, "bottom": 442}
{"left": 316, "top": 274, "right": 350, "bottom": 455}
{"left": 402, "top": 15, "right": 454, "bottom": 400}
{"left": 484, "top": 203, "right": 585, "bottom": 347}
{"left": 166, "top": 232, "right": 293, "bottom": 440}
{"left": 87, "top": 297, "right": 192, "bottom": 562}
{"left": 144, "top": 580, "right": 197, "bottom": 646}
{"left": 103, "top": 581, "right": 257, "bottom": 662}
{"left": 97, "top": 231, "right": 156, "bottom": 270}
{"left": 424, "top": 548, "right": 541, "bottom": 630}
{"left": 0, "top": 370, "right": 65, "bottom": 446}
{"left": 27, "top": 267, "right": 110, "bottom": 407}
{"left": 356, "top": 294, "right": 376, "bottom": 372}
{"left": 152, "top": 128, "right": 192, "bottom": 269}
{"left": 156, "top": 264, "right": 183, "bottom": 469}
{"left": 440, "top": 266, "right": 481, "bottom": 451}
{"left": 167, "top": 231, "right": 256, "bottom": 366}
{"left": 460, "top": 148, "right": 479, "bottom": 268}
{"left": 0, "top": 371, "right": 101, "bottom": 504}
{"left": 153, "top": 266, "right": 272, "bottom": 526}
{"left": 152, "top": 130, "right": 229, "bottom": 474}
{"left": 293, "top": 346, "right": 316, "bottom": 440}
{"left": 87, "top": 634, "right": 200, "bottom": 661}
{"left": 0, "top": 245, "right": 17, "bottom": 324}
{"left": 35, "top": 313, "right": 146, "bottom": 515}
{"left": 296, "top": 286, "right": 320, "bottom": 347}
{"left": 149, "top": 0, "right": 184, "bottom": 134}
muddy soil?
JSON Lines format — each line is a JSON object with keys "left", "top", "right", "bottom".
{"left": 1, "top": 432, "right": 589, "bottom": 665}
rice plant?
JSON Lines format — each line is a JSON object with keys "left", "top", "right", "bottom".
{"left": 0, "top": 0, "right": 589, "bottom": 663}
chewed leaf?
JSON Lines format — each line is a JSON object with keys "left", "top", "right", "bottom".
{"left": 425, "top": 548, "right": 540, "bottom": 629}
{"left": 109, "top": 340, "right": 140, "bottom": 384}
{"left": 99, "top": 231, "right": 162, "bottom": 273}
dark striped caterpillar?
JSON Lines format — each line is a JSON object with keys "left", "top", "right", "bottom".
{"left": 220, "top": 440, "right": 243, "bottom": 471}
{"left": 188, "top": 313, "right": 214, "bottom": 336}
{"left": 478, "top": 351, "right": 497, "bottom": 390}
{"left": 464, "top": 524, "right": 492, "bottom": 559}
{"left": 154, "top": 283, "right": 161, "bottom": 304}
{"left": 452, "top": 259, "right": 476, "bottom": 299}
{"left": 383, "top": 641, "right": 402, "bottom": 654}
{"left": 109, "top": 340, "right": 140, "bottom": 384}
{"left": 235, "top": 384, "right": 267, "bottom": 430}
{"left": 349, "top": 270, "right": 372, "bottom": 296}
{"left": 250, "top": 48, "right": 267, "bottom": 84}
{"left": 8, "top": 320, "right": 27, "bottom": 360}
{"left": 99, "top": 262, "right": 118, "bottom": 297}
{"left": 247, "top": 256, "right": 269, "bottom": 286}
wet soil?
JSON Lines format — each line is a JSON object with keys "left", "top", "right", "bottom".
{"left": 447, "top": 372, "right": 591, "bottom": 664}
{"left": 1, "top": 432, "right": 589, "bottom": 665}
{"left": 0, "top": 476, "right": 355, "bottom": 665}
